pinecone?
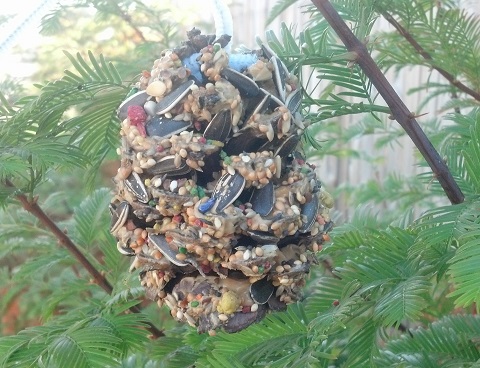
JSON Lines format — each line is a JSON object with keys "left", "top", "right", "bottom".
{"left": 110, "top": 29, "right": 333, "bottom": 333}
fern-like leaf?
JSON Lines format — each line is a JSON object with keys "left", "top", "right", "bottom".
{"left": 266, "top": 0, "right": 300, "bottom": 26}
{"left": 447, "top": 199, "right": 480, "bottom": 308}
{"left": 462, "top": 116, "right": 480, "bottom": 194}
{"left": 377, "top": 315, "right": 480, "bottom": 366}
{"left": 74, "top": 187, "right": 113, "bottom": 248}
{"left": 208, "top": 303, "right": 309, "bottom": 367}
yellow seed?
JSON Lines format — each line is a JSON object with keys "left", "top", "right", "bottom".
{"left": 176, "top": 253, "right": 187, "bottom": 261}
{"left": 146, "top": 80, "right": 167, "bottom": 97}
{"left": 216, "top": 291, "right": 240, "bottom": 314}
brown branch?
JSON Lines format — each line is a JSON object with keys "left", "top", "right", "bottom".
{"left": 5, "top": 179, "right": 164, "bottom": 338}
{"left": 381, "top": 11, "right": 480, "bottom": 102}
{"left": 108, "top": 0, "right": 146, "bottom": 42}
{"left": 310, "top": 0, "right": 464, "bottom": 205}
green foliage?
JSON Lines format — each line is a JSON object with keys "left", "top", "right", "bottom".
{"left": 2, "top": 0, "right": 480, "bottom": 367}
{"left": 374, "top": 0, "right": 480, "bottom": 110}
{"left": 376, "top": 315, "right": 480, "bottom": 367}
{"left": 0, "top": 50, "right": 127, "bottom": 196}
{"left": 0, "top": 309, "right": 150, "bottom": 368}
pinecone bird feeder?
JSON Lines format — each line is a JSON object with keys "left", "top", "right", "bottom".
{"left": 110, "top": 11, "right": 333, "bottom": 333}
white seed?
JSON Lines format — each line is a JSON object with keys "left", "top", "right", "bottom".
{"left": 251, "top": 303, "right": 259, "bottom": 312}
{"left": 174, "top": 154, "right": 182, "bottom": 167}
{"left": 266, "top": 124, "right": 274, "bottom": 141}
{"left": 184, "top": 312, "right": 196, "bottom": 327}
{"left": 291, "top": 205, "right": 301, "bottom": 216}
{"left": 218, "top": 313, "right": 229, "bottom": 321}
{"left": 144, "top": 100, "right": 156, "bottom": 116}
{"left": 146, "top": 158, "right": 156, "bottom": 167}
{"left": 282, "top": 116, "right": 291, "bottom": 134}
{"left": 274, "top": 155, "right": 282, "bottom": 178}
{"left": 167, "top": 294, "right": 177, "bottom": 306}
{"left": 243, "top": 249, "right": 252, "bottom": 260}
{"left": 164, "top": 299, "right": 175, "bottom": 310}
{"left": 169, "top": 180, "right": 178, "bottom": 192}
{"left": 227, "top": 165, "right": 235, "bottom": 175}
{"left": 276, "top": 285, "right": 285, "bottom": 297}
{"left": 241, "top": 154, "right": 251, "bottom": 163}
{"left": 300, "top": 254, "right": 308, "bottom": 263}
{"left": 176, "top": 310, "right": 184, "bottom": 320}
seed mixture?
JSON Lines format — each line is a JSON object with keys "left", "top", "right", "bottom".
{"left": 110, "top": 28, "right": 333, "bottom": 333}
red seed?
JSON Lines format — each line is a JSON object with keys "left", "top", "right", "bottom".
{"left": 127, "top": 105, "right": 147, "bottom": 124}
{"left": 198, "top": 136, "right": 207, "bottom": 144}
{"left": 201, "top": 264, "right": 212, "bottom": 274}
{"left": 127, "top": 105, "right": 147, "bottom": 136}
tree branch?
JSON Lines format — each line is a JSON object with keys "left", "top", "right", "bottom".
{"left": 5, "top": 179, "right": 164, "bottom": 338}
{"left": 310, "top": 0, "right": 464, "bottom": 205}
{"left": 381, "top": 10, "right": 480, "bottom": 102}
{"left": 108, "top": 0, "right": 147, "bottom": 42}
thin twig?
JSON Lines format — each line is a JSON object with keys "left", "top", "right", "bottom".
{"left": 108, "top": 0, "right": 146, "bottom": 42}
{"left": 5, "top": 179, "right": 164, "bottom": 338}
{"left": 310, "top": 0, "right": 464, "bottom": 205}
{"left": 381, "top": 11, "right": 480, "bottom": 102}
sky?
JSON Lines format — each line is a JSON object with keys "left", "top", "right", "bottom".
{"left": 0, "top": 0, "right": 57, "bottom": 79}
